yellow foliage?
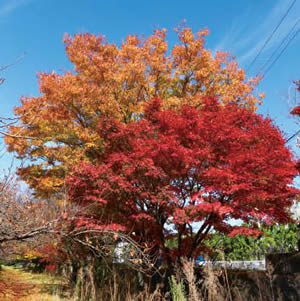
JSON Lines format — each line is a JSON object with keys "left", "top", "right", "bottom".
{"left": 5, "top": 26, "right": 264, "bottom": 198}
{"left": 23, "top": 249, "right": 44, "bottom": 260}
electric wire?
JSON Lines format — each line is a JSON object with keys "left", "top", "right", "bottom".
{"left": 261, "top": 27, "right": 300, "bottom": 78}
{"left": 286, "top": 129, "right": 300, "bottom": 143}
{"left": 257, "top": 17, "right": 300, "bottom": 76}
{"left": 246, "top": 0, "right": 296, "bottom": 73}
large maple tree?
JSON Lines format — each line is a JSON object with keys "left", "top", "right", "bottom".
{"left": 4, "top": 27, "right": 264, "bottom": 197}
{"left": 67, "top": 97, "right": 298, "bottom": 264}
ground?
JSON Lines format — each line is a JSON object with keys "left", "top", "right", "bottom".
{"left": 0, "top": 266, "right": 70, "bottom": 301}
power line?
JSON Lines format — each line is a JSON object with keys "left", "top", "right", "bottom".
{"left": 261, "top": 27, "right": 300, "bottom": 78}
{"left": 286, "top": 129, "right": 300, "bottom": 143}
{"left": 246, "top": 0, "right": 296, "bottom": 73}
{"left": 257, "top": 17, "right": 300, "bottom": 76}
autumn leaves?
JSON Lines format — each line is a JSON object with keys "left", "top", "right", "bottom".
{"left": 5, "top": 27, "right": 264, "bottom": 197}
{"left": 3, "top": 27, "right": 297, "bottom": 261}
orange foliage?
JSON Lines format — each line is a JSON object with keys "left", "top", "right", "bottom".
{"left": 5, "top": 27, "right": 263, "bottom": 197}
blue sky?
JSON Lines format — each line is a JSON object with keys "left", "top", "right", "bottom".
{"left": 0, "top": 0, "right": 299, "bottom": 170}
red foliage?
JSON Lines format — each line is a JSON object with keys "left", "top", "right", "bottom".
{"left": 290, "top": 81, "right": 300, "bottom": 170}
{"left": 295, "top": 80, "right": 300, "bottom": 92}
{"left": 290, "top": 106, "right": 300, "bottom": 116}
{"left": 38, "top": 243, "right": 67, "bottom": 273}
{"left": 67, "top": 97, "right": 298, "bottom": 261}
{"left": 291, "top": 81, "right": 300, "bottom": 116}
{"left": 296, "top": 160, "right": 300, "bottom": 171}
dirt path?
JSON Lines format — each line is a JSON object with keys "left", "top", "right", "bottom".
{"left": 0, "top": 266, "right": 70, "bottom": 301}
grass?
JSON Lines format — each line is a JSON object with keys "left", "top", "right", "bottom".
{"left": 1, "top": 261, "right": 299, "bottom": 300}
{"left": 0, "top": 265, "right": 72, "bottom": 301}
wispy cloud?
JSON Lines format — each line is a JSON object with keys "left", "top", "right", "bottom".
{"left": 214, "top": 0, "right": 300, "bottom": 72}
{"left": 0, "top": 0, "right": 34, "bottom": 17}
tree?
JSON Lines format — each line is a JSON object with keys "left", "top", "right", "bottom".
{"left": 0, "top": 57, "right": 26, "bottom": 142}
{"left": 66, "top": 97, "right": 298, "bottom": 268}
{"left": 4, "top": 27, "right": 264, "bottom": 198}
{"left": 0, "top": 172, "right": 59, "bottom": 247}
{"left": 0, "top": 65, "right": 54, "bottom": 250}
{"left": 205, "top": 223, "right": 298, "bottom": 261}
{"left": 1, "top": 62, "right": 153, "bottom": 291}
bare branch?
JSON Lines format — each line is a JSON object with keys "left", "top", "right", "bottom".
{"left": 0, "top": 54, "right": 25, "bottom": 73}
